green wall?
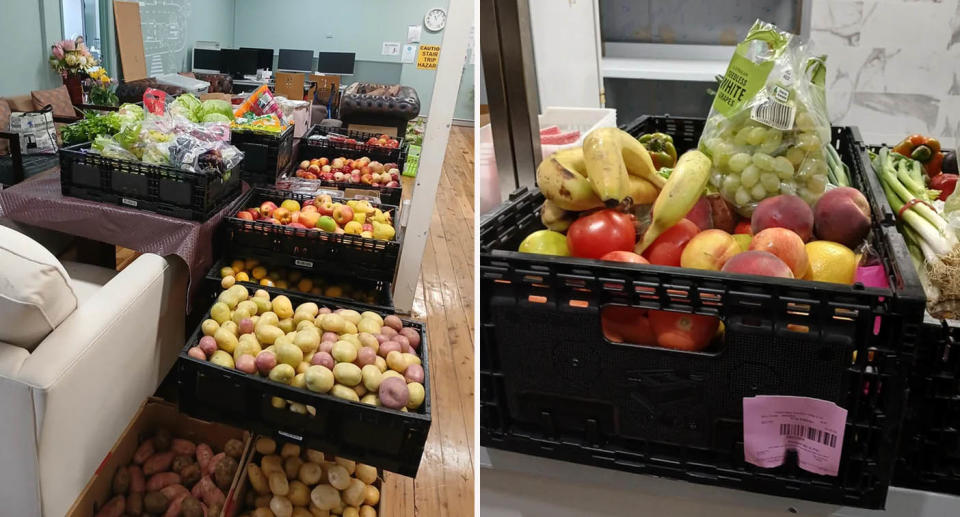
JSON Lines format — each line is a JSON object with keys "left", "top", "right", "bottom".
{"left": 0, "top": 0, "right": 64, "bottom": 96}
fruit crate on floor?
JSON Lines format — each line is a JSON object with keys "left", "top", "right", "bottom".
{"left": 205, "top": 256, "right": 394, "bottom": 313}
{"left": 222, "top": 187, "right": 402, "bottom": 283}
{"left": 231, "top": 125, "right": 294, "bottom": 186}
{"left": 292, "top": 134, "right": 406, "bottom": 206}
{"left": 177, "top": 293, "right": 431, "bottom": 477}
{"left": 479, "top": 115, "right": 926, "bottom": 509}
{"left": 861, "top": 144, "right": 960, "bottom": 497}
{"left": 59, "top": 141, "right": 242, "bottom": 220}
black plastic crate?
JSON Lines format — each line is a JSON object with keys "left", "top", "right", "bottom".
{"left": 206, "top": 255, "right": 394, "bottom": 312}
{"left": 177, "top": 292, "right": 430, "bottom": 477}
{"left": 301, "top": 125, "right": 405, "bottom": 166}
{"left": 231, "top": 125, "right": 294, "bottom": 186}
{"left": 222, "top": 187, "right": 402, "bottom": 283}
{"left": 59, "top": 141, "right": 242, "bottom": 220}
{"left": 480, "top": 115, "right": 926, "bottom": 509}
{"left": 860, "top": 143, "right": 960, "bottom": 495}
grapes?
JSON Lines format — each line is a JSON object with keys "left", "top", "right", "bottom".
{"left": 796, "top": 157, "right": 825, "bottom": 180}
{"left": 760, "top": 172, "right": 780, "bottom": 192}
{"left": 750, "top": 183, "right": 767, "bottom": 200}
{"left": 722, "top": 175, "right": 741, "bottom": 197}
{"left": 758, "top": 130, "right": 782, "bottom": 154}
{"left": 780, "top": 182, "right": 797, "bottom": 196}
{"left": 735, "top": 187, "right": 752, "bottom": 206}
{"left": 734, "top": 127, "right": 752, "bottom": 146}
{"left": 728, "top": 152, "right": 752, "bottom": 172}
{"left": 786, "top": 147, "right": 806, "bottom": 166}
{"left": 713, "top": 151, "right": 731, "bottom": 168}
{"left": 808, "top": 174, "right": 827, "bottom": 194}
{"left": 704, "top": 137, "right": 723, "bottom": 153}
{"left": 798, "top": 186, "right": 818, "bottom": 206}
{"left": 752, "top": 152, "right": 774, "bottom": 170}
{"left": 797, "top": 133, "right": 821, "bottom": 152}
{"left": 772, "top": 156, "right": 794, "bottom": 179}
{"left": 741, "top": 164, "right": 760, "bottom": 188}
{"left": 746, "top": 127, "right": 767, "bottom": 146}
{"left": 795, "top": 112, "right": 815, "bottom": 132}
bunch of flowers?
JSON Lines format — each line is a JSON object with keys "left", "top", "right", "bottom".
{"left": 86, "top": 67, "right": 119, "bottom": 106}
{"left": 49, "top": 36, "right": 97, "bottom": 77}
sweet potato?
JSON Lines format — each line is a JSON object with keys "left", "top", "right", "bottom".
{"left": 160, "top": 483, "right": 189, "bottom": 501}
{"left": 146, "top": 472, "right": 181, "bottom": 491}
{"left": 127, "top": 492, "right": 143, "bottom": 515}
{"left": 127, "top": 465, "right": 146, "bottom": 493}
{"left": 93, "top": 495, "right": 125, "bottom": 517}
{"left": 143, "top": 451, "right": 175, "bottom": 476}
{"left": 154, "top": 429, "right": 173, "bottom": 452}
{"left": 163, "top": 492, "right": 188, "bottom": 517}
{"left": 193, "top": 475, "right": 226, "bottom": 507}
{"left": 172, "top": 438, "right": 197, "bottom": 456}
{"left": 208, "top": 502, "right": 223, "bottom": 517}
{"left": 206, "top": 452, "right": 225, "bottom": 476}
{"left": 133, "top": 438, "right": 155, "bottom": 464}
{"left": 111, "top": 467, "right": 130, "bottom": 495}
{"left": 196, "top": 443, "right": 214, "bottom": 471}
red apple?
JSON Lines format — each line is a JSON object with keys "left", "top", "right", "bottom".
{"left": 370, "top": 161, "right": 384, "bottom": 173}
{"left": 287, "top": 222, "right": 307, "bottom": 229}
{"left": 362, "top": 223, "right": 373, "bottom": 233}
{"left": 299, "top": 160, "right": 310, "bottom": 169}
{"left": 384, "top": 163, "right": 398, "bottom": 170}
{"left": 332, "top": 204, "right": 354, "bottom": 226}
{"left": 332, "top": 171, "right": 344, "bottom": 182}
{"left": 301, "top": 172, "right": 317, "bottom": 179}
{"left": 318, "top": 200, "right": 335, "bottom": 216}
{"left": 385, "top": 180, "right": 400, "bottom": 188}
{"left": 259, "top": 201, "right": 277, "bottom": 217}
{"left": 315, "top": 194, "right": 332, "bottom": 205}
{"left": 318, "top": 157, "right": 329, "bottom": 166}
{"left": 236, "top": 210, "right": 254, "bottom": 221}
{"left": 321, "top": 172, "right": 334, "bottom": 181}
{"left": 308, "top": 164, "right": 321, "bottom": 174}
{"left": 274, "top": 207, "right": 291, "bottom": 224}
{"left": 321, "top": 164, "right": 332, "bottom": 173}
{"left": 247, "top": 207, "right": 261, "bottom": 219}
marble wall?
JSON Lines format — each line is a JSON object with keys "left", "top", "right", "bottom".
{"left": 810, "top": 0, "right": 960, "bottom": 147}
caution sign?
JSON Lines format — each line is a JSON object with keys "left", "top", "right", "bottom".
{"left": 417, "top": 45, "right": 440, "bottom": 70}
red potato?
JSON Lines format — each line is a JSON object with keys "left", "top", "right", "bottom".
{"left": 163, "top": 493, "right": 189, "bottom": 517}
{"left": 399, "top": 327, "right": 420, "bottom": 349}
{"left": 94, "top": 495, "right": 125, "bottom": 517}
{"left": 146, "top": 472, "right": 181, "bottom": 491}
{"left": 128, "top": 465, "right": 145, "bottom": 492}
{"left": 143, "top": 451, "right": 175, "bottom": 476}
{"left": 196, "top": 443, "right": 213, "bottom": 471}
{"left": 172, "top": 438, "right": 197, "bottom": 456}
{"left": 133, "top": 439, "right": 155, "bottom": 464}
{"left": 160, "top": 483, "right": 189, "bottom": 501}
{"left": 206, "top": 452, "right": 225, "bottom": 476}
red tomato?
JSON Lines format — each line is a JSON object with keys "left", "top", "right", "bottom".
{"left": 567, "top": 209, "right": 636, "bottom": 259}
{"left": 601, "top": 306, "right": 655, "bottom": 345}
{"left": 648, "top": 310, "right": 719, "bottom": 351}
{"left": 601, "top": 250, "right": 649, "bottom": 264}
{"left": 642, "top": 219, "right": 699, "bottom": 267}
{"left": 734, "top": 220, "right": 752, "bottom": 235}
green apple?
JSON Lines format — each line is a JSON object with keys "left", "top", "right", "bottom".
{"left": 518, "top": 230, "right": 569, "bottom": 256}
{"left": 317, "top": 215, "right": 338, "bottom": 232}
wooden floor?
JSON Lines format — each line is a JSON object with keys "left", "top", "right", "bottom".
{"left": 381, "top": 125, "right": 475, "bottom": 516}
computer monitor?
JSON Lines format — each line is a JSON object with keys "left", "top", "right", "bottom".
{"left": 221, "top": 48, "right": 258, "bottom": 79}
{"left": 192, "top": 48, "right": 221, "bottom": 73}
{"left": 277, "top": 49, "right": 314, "bottom": 72}
{"left": 316, "top": 52, "right": 355, "bottom": 75}
{"left": 241, "top": 47, "right": 274, "bottom": 71}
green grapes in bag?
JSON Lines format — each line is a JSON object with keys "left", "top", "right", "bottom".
{"left": 699, "top": 19, "right": 830, "bottom": 216}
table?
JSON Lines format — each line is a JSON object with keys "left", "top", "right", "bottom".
{"left": 0, "top": 170, "right": 243, "bottom": 311}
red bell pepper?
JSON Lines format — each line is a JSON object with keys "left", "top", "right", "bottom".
{"left": 893, "top": 134, "right": 944, "bottom": 177}
{"left": 930, "top": 173, "right": 958, "bottom": 201}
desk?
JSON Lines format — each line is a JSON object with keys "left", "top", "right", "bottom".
{"left": 0, "top": 170, "right": 245, "bottom": 311}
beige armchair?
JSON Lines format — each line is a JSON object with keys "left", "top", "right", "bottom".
{"left": 0, "top": 225, "right": 186, "bottom": 516}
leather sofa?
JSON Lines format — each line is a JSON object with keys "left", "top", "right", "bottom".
{"left": 338, "top": 83, "right": 420, "bottom": 137}
{"left": 0, "top": 224, "right": 187, "bottom": 516}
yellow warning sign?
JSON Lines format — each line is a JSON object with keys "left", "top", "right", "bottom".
{"left": 417, "top": 45, "right": 440, "bottom": 70}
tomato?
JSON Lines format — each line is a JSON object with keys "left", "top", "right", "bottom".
{"left": 648, "top": 310, "right": 719, "bottom": 351}
{"left": 734, "top": 220, "right": 752, "bottom": 235}
{"left": 601, "top": 250, "right": 648, "bottom": 264}
{"left": 601, "top": 306, "right": 655, "bottom": 344}
{"left": 566, "top": 209, "right": 636, "bottom": 259}
{"left": 642, "top": 218, "right": 699, "bottom": 267}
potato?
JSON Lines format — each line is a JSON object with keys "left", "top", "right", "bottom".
{"left": 284, "top": 456, "right": 303, "bottom": 479}
{"left": 340, "top": 333, "right": 361, "bottom": 350}
{"left": 342, "top": 507, "right": 360, "bottom": 517}
{"left": 181, "top": 463, "right": 201, "bottom": 487}
{"left": 213, "top": 327, "right": 239, "bottom": 354}
{"left": 193, "top": 475, "right": 225, "bottom": 507}
{"left": 407, "top": 382, "right": 425, "bottom": 410}
{"left": 257, "top": 324, "right": 285, "bottom": 346}
{"left": 359, "top": 505, "right": 377, "bottom": 517}
{"left": 238, "top": 299, "right": 259, "bottom": 317}
{"left": 253, "top": 297, "right": 272, "bottom": 314}
{"left": 127, "top": 491, "right": 143, "bottom": 515}
{"left": 273, "top": 295, "right": 294, "bottom": 319}
{"left": 269, "top": 495, "right": 293, "bottom": 517}
{"left": 294, "top": 311, "right": 315, "bottom": 328}
{"left": 310, "top": 503, "right": 332, "bottom": 517}
{"left": 293, "top": 507, "right": 314, "bottom": 517}
{"left": 360, "top": 365, "right": 383, "bottom": 392}
{"left": 222, "top": 320, "right": 240, "bottom": 337}
{"left": 248, "top": 464, "right": 271, "bottom": 495}
{"left": 172, "top": 455, "right": 193, "bottom": 474}
{"left": 210, "top": 350, "right": 235, "bottom": 369}
{"left": 294, "top": 329, "right": 321, "bottom": 356}
{"left": 360, "top": 394, "right": 379, "bottom": 406}
{"left": 341, "top": 478, "right": 365, "bottom": 507}
{"left": 320, "top": 313, "right": 346, "bottom": 333}
{"left": 143, "top": 451, "right": 175, "bottom": 476}
{"left": 305, "top": 365, "right": 334, "bottom": 393}
{"left": 146, "top": 472, "right": 181, "bottom": 491}
{"left": 305, "top": 449, "right": 325, "bottom": 464}
{"left": 235, "top": 339, "right": 263, "bottom": 362}
{"left": 261, "top": 454, "right": 284, "bottom": 475}
{"left": 334, "top": 457, "right": 356, "bottom": 475}
{"left": 310, "top": 484, "right": 340, "bottom": 510}
{"left": 288, "top": 480, "right": 311, "bottom": 506}
{"left": 171, "top": 438, "right": 196, "bottom": 456}
{"left": 378, "top": 377, "right": 409, "bottom": 410}
{"left": 330, "top": 384, "right": 360, "bottom": 402}
{"left": 252, "top": 507, "right": 276, "bottom": 517}
{"left": 258, "top": 311, "right": 280, "bottom": 328}
{"left": 381, "top": 370, "right": 403, "bottom": 382}
{"left": 215, "top": 456, "right": 239, "bottom": 491}
{"left": 254, "top": 493, "right": 273, "bottom": 507}
{"left": 256, "top": 351, "right": 278, "bottom": 376}
{"left": 210, "top": 302, "right": 231, "bottom": 324}
{"left": 331, "top": 341, "right": 357, "bottom": 363}
{"left": 357, "top": 318, "right": 381, "bottom": 335}
{"left": 353, "top": 384, "right": 368, "bottom": 398}
{"left": 237, "top": 354, "right": 258, "bottom": 374}
{"left": 228, "top": 284, "right": 250, "bottom": 301}
{"left": 269, "top": 363, "right": 296, "bottom": 384}
{"left": 256, "top": 437, "right": 278, "bottom": 455}
{"left": 143, "top": 491, "right": 169, "bottom": 514}
{"left": 271, "top": 396, "right": 287, "bottom": 409}
{"left": 297, "top": 301, "right": 320, "bottom": 316}
{"left": 399, "top": 327, "right": 421, "bottom": 349}
{"left": 112, "top": 467, "right": 130, "bottom": 495}
{"left": 290, "top": 402, "right": 308, "bottom": 414}
{"left": 202, "top": 319, "right": 220, "bottom": 336}
{"left": 232, "top": 306, "right": 252, "bottom": 325}
{"left": 355, "top": 464, "right": 377, "bottom": 485}
{"left": 279, "top": 317, "right": 296, "bottom": 334}
{"left": 275, "top": 342, "right": 304, "bottom": 368}
{"left": 374, "top": 356, "right": 387, "bottom": 373}
{"left": 385, "top": 351, "right": 407, "bottom": 373}
{"left": 291, "top": 373, "right": 307, "bottom": 389}
{"left": 160, "top": 483, "right": 189, "bottom": 502}
{"left": 269, "top": 471, "right": 290, "bottom": 496}
{"left": 298, "top": 462, "right": 323, "bottom": 485}
{"left": 402, "top": 352, "right": 422, "bottom": 367}
{"left": 358, "top": 333, "right": 379, "bottom": 352}
{"left": 360, "top": 311, "right": 383, "bottom": 326}
{"left": 179, "top": 496, "right": 204, "bottom": 517}
{"left": 362, "top": 484, "right": 379, "bottom": 506}
{"left": 325, "top": 465, "right": 350, "bottom": 490}
{"left": 333, "top": 363, "right": 362, "bottom": 387}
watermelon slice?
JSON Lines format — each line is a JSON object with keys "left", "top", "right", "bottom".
{"left": 541, "top": 130, "right": 581, "bottom": 145}
{"left": 539, "top": 125, "right": 561, "bottom": 136}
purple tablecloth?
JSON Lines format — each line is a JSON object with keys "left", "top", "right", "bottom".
{"left": 0, "top": 170, "right": 244, "bottom": 311}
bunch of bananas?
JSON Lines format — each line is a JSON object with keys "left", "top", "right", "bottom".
{"left": 536, "top": 127, "right": 666, "bottom": 231}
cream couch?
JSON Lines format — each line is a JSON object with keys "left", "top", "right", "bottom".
{"left": 0, "top": 225, "right": 186, "bottom": 516}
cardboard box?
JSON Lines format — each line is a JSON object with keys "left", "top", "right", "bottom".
{"left": 66, "top": 398, "right": 251, "bottom": 517}
{"left": 226, "top": 436, "right": 382, "bottom": 516}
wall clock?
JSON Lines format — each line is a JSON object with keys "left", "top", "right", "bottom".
{"left": 424, "top": 8, "right": 447, "bottom": 32}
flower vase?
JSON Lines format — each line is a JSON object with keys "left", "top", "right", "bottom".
{"left": 62, "top": 73, "right": 83, "bottom": 105}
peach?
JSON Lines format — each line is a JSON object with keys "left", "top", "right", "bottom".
{"left": 679, "top": 229, "right": 741, "bottom": 271}
{"left": 721, "top": 250, "right": 794, "bottom": 279}
{"left": 751, "top": 194, "right": 814, "bottom": 242}
{"left": 749, "top": 228, "right": 809, "bottom": 278}
{"left": 814, "top": 187, "right": 871, "bottom": 248}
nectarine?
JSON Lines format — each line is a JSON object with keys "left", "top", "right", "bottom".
{"left": 721, "top": 250, "right": 794, "bottom": 279}
{"left": 813, "top": 187, "right": 871, "bottom": 248}
{"left": 680, "top": 230, "right": 740, "bottom": 271}
{"left": 749, "top": 227, "right": 809, "bottom": 278}
{"left": 751, "top": 194, "right": 814, "bottom": 242}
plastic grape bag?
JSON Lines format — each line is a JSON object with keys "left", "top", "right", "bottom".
{"left": 699, "top": 19, "right": 831, "bottom": 217}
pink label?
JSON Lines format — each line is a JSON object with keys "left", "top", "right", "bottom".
{"left": 742, "top": 396, "right": 847, "bottom": 476}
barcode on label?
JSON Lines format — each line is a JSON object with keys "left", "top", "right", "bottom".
{"left": 750, "top": 99, "right": 796, "bottom": 130}
{"left": 294, "top": 259, "right": 314, "bottom": 268}
{"left": 779, "top": 423, "right": 838, "bottom": 448}
{"left": 121, "top": 198, "right": 138, "bottom": 207}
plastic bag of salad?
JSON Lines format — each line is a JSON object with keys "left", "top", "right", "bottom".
{"left": 699, "top": 19, "right": 830, "bottom": 216}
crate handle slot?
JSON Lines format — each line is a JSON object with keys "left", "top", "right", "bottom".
{"left": 528, "top": 295, "right": 547, "bottom": 304}
{"left": 569, "top": 299, "right": 589, "bottom": 308}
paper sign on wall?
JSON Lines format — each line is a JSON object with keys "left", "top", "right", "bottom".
{"left": 408, "top": 25, "right": 422, "bottom": 43}
{"left": 382, "top": 42, "right": 401, "bottom": 56}
{"left": 401, "top": 44, "right": 417, "bottom": 64}
{"left": 417, "top": 45, "right": 440, "bottom": 70}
